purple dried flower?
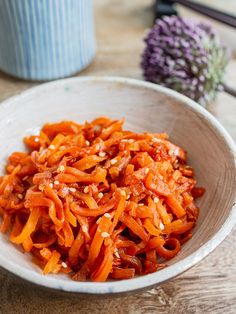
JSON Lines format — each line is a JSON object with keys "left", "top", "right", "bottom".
{"left": 141, "top": 16, "right": 228, "bottom": 106}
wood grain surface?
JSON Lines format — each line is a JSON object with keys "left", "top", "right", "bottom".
{"left": 0, "top": 1, "right": 235, "bottom": 313}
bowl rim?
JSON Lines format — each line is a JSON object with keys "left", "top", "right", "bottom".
{"left": 0, "top": 76, "right": 235, "bottom": 294}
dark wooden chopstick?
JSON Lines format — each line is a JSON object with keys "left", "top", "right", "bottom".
{"left": 172, "top": 0, "right": 236, "bottom": 29}
{"left": 223, "top": 84, "right": 236, "bottom": 98}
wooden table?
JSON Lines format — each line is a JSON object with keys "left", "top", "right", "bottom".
{"left": 0, "top": 1, "right": 235, "bottom": 313}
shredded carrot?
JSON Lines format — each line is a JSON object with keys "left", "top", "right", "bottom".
{"left": 11, "top": 207, "right": 41, "bottom": 244}
{"left": 43, "top": 250, "right": 61, "bottom": 274}
{"left": 68, "top": 229, "right": 84, "bottom": 265}
{"left": 0, "top": 117, "right": 204, "bottom": 281}
{"left": 110, "top": 267, "right": 135, "bottom": 279}
{"left": 91, "top": 243, "right": 114, "bottom": 282}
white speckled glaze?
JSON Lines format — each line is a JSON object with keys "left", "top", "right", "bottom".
{"left": 0, "top": 77, "right": 235, "bottom": 294}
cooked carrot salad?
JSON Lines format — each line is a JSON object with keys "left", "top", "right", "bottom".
{"left": 0, "top": 117, "right": 204, "bottom": 281}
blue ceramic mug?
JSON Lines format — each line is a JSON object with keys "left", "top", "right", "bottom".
{"left": 0, "top": 0, "right": 96, "bottom": 80}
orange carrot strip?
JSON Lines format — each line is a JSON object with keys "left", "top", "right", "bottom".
{"left": 38, "top": 134, "right": 65, "bottom": 163}
{"left": 71, "top": 201, "right": 115, "bottom": 217}
{"left": 110, "top": 267, "right": 135, "bottom": 279}
{"left": 57, "top": 167, "right": 107, "bottom": 184}
{"left": 91, "top": 116, "right": 112, "bottom": 126}
{"left": 22, "top": 236, "right": 33, "bottom": 252}
{"left": 11, "top": 207, "right": 41, "bottom": 244}
{"left": 146, "top": 249, "right": 157, "bottom": 264}
{"left": 143, "top": 218, "right": 161, "bottom": 237}
{"left": 92, "top": 244, "right": 114, "bottom": 282}
{"left": 100, "top": 119, "right": 124, "bottom": 140}
{"left": 166, "top": 195, "right": 186, "bottom": 218}
{"left": 73, "top": 191, "right": 98, "bottom": 209}
{"left": 0, "top": 212, "right": 11, "bottom": 233}
{"left": 43, "top": 250, "right": 61, "bottom": 274}
{"left": 163, "top": 220, "right": 194, "bottom": 234}
{"left": 0, "top": 165, "right": 20, "bottom": 194}
{"left": 76, "top": 215, "right": 91, "bottom": 243}
{"left": 111, "top": 193, "right": 126, "bottom": 232}
{"left": 42, "top": 121, "right": 81, "bottom": 137}
{"left": 10, "top": 216, "right": 23, "bottom": 240}
{"left": 40, "top": 248, "right": 52, "bottom": 260}
{"left": 44, "top": 185, "right": 64, "bottom": 220}
{"left": 65, "top": 196, "right": 77, "bottom": 227}
{"left": 155, "top": 238, "right": 181, "bottom": 259}
{"left": 63, "top": 221, "right": 74, "bottom": 247}
{"left": 115, "top": 239, "right": 137, "bottom": 248}
{"left": 69, "top": 229, "right": 84, "bottom": 265}
{"left": 33, "top": 235, "right": 57, "bottom": 249}
{"left": 144, "top": 172, "right": 170, "bottom": 196}
{"left": 25, "top": 192, "right": 63, "bottom": 227}
{"left": 50, "top": 133, "right": 65, "bottom": 147}
{"left": 155, "top": 199, "right": 171, "bottom": 225}
{"left": 136, "top": 205, "right": 153, "bottom": 218}
{"left": 148, "top": 237, "right": 165, "bottom": 250}
{"left": 147, "top": 196, "right": 159, "bottom": 228}
{"left": 191, "top": 187, "right": 205, "bottom": 198}
{"left": 87, "top": 216, "right": 112, "bottom": 267}
{"left": 119, "top": 213, "right": 149, "bottom": 242}
{"left": 72, "top": 155, "right": 105, "bottom": 171}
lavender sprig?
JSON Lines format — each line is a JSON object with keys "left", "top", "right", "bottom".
{"left": 141, "top": 16, "right": 228, "bottom": 106}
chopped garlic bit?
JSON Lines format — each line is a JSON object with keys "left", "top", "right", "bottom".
{"left": 90, "top": 184, "right": 98, "bottom": 194}
{"left": 54, "top": 180, "right": 60, "bottom": 185}
{"left": 39, "top": 184, "right": 44, "bottom": 191}
{"left": 101, "top": 232, "right": 110, "bottom": 238}
{"left": 104, "top": 213, "right": 111, "bottom": 218}
{"left": 152, "top": 138, "right": 159, "bottom": 143}
{"left": 97, "top": 192, "right": 103, "bottom": 199}
{"left": 84, "top": 186, "right": 89, "bottom": 194}
{"left": 128, "top": 139, "right": 134, "bottom": 143}
{"left": 85, "top": 140, "right": 90, "bottom": 146}
{"left": 159, "top": 222, "right": 165, "bottom": 230}
{"left": 110, "top": 158, "right": 117, "bottom": 165}
{"left": 17, "top": 193, "right": 23, "bottom": 200}
{"left": 48, "top": 144, "right": 55, "bottom": 150}
{"left": 59, "top": 146, "right": 66, "bottom": 151}
{"left": 39, "top": 149, "right": 47, "bottom": 157}
{"left": 61, "top": 262, "right": 67, "bottom": 268}
{"left": 96, "top": 218, "right": 102, "bottom": 224}
{"left": 139, "top": 203, "right": 144, "bottom": 206}
{"left": 114, "top": 251, "right": 120, "bottom": 258}
{"left": 145, "top": 168, "right": 149, "bottom": 174}
{"left": 61, "top": 187, "right": 69, "bottom": 195}
{"left": 94, "top": 125, "right": 101, "bottom": 132}
{"left": 82, "top": 226, "right": 88, "bottom": 233}
{"left": 49, "top": 183, "right": 53, "bottom": 188}
{"left": 34, "top": 137, "right": 39, "bottom": 142}
{"left": 120, "top": 190, "right": 126, "bottom": 197}
{"left": 69, "top": 187, "right": 76, "bottom": 193}
{"left": 154, "top": 197, "right": 159, "bottom": 204}
{"left": 126, "top": 194, "right": 130, "bottom": 200}
{"left": 57, "top": 165, "right": 65, "bottom": 172}
{"left": 98, "top": 151, "right": 106, "bottom": 157}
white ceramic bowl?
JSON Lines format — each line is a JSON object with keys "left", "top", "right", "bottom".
{"left": 0, "top": 77, "right": 235, "bottom": 294}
